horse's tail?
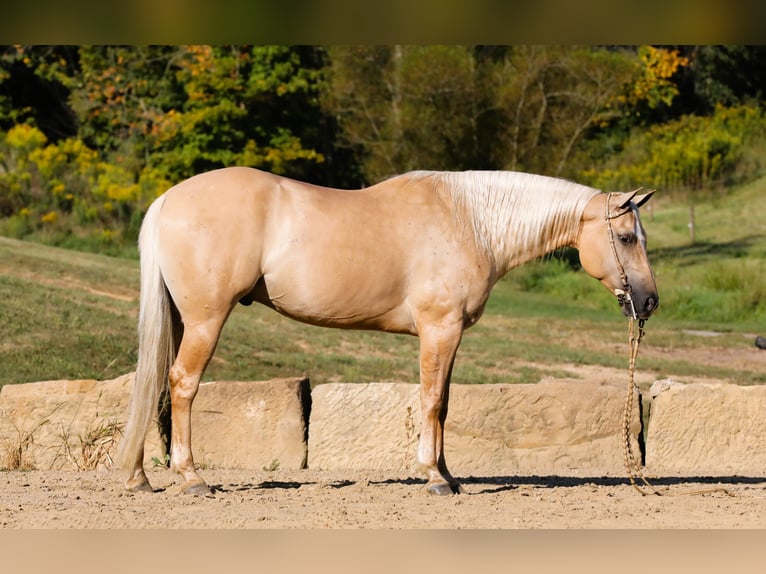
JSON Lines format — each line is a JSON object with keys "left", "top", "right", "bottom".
{"left": 117, "top": 194, "right": 178, "bottom": 469}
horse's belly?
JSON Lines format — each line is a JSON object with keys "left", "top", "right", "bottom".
{"left": 253, "top": 272, "right": 415, "bottom": 334}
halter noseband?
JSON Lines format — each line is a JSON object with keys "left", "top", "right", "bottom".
{"left": 604, "top": 192, "right": 638, "bottom": 320}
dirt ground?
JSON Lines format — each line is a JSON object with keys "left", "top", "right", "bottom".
{"left": 2, "top": 465, "right": 766, "bottom": 529}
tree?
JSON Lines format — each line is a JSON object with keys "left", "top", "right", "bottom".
{"left": 0, "top": 45, "right": 79, "bottom": 141}
{"left": 674, "top": 45, "right": 766, "bottom": 115}
{"left": 490, "top": 46, "right": 642, "bottom": 176}
{"left": 322, "top": 45, "right": 410, "bottom": 183}
{"left": 324, "top": 45, "right": 645, "bottom": 182}
{"left": 1, "top": 45, "right": 344, "bottom": 251}
{"left": 70, "top": 45, "right": 185, "bottom": 173}
{"left": 134, "top": 45, "right": 333, "bottom": 184}
{"left": 323, "top": 45, "right": 494, "bottom": 184}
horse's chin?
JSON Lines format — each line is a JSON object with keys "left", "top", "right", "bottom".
{"left": 619, "top": 300, "right": 654, "bottom": 321}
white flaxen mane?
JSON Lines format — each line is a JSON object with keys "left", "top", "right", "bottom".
{"left": 411, "top": 170, "right": 600, "bottom": 274}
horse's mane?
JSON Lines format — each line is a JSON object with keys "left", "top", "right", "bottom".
{"left": 409, "top": 170, "right": 600, "bottom": 272}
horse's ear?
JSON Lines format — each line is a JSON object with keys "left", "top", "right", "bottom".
{"left": 614, "top": 187, "right": 654, "bottom": 210}
{"left": 615, "top": 189, "right": 640, "bottom": 209}
{"left": 633, "top": 190, "right": 655, "bottom": 208}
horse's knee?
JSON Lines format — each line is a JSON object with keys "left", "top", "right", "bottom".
{"left": 420, "top": 391, "right": 445, "bottom": 416}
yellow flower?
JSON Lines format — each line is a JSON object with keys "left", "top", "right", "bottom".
{"left": 41, "top": 211, "right": 58, "bottom": 224}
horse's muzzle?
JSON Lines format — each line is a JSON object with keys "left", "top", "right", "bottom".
{"left": 619, "top": 292, "right": 658, "bottom": 320}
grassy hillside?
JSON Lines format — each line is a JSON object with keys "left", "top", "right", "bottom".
{"left": 1, "top": 177, "right": 764, "bottom": 390}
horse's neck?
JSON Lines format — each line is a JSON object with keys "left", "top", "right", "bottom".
{"left": 438, "top": 171, "right": 599, "bottom": 276}
{"left": 500, "top": 192, "right": 589, "bottom": 272}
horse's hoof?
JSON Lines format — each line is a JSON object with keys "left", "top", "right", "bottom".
{"left": 180, "top": 479, "right": 211, "bottom": 496}
{"left": 426, "top": 481, "right": 461, "bottom": 495}
{"left": 124, "top": 478, "right": 153, "bottom": 493}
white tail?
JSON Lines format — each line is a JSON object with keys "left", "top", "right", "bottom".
{"left": 117, "top": 194, "right": 178, "bottom": 469}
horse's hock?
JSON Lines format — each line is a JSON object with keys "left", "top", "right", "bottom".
{"left": 1, "top": 374, "right": 765, "bottom": 476}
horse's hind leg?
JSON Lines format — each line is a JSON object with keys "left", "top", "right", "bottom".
{"left": 167, "top": 314, "right": 228, "bottom": 495}
{"left": 125, "top": 448, "right": 153, "bottom": 492}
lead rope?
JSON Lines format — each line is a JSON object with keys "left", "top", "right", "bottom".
{"left": 620, "top": 317, "right": 735, "bottom": 497}
{"left": 621, "top": 316, "right": 665, "bottom": 495}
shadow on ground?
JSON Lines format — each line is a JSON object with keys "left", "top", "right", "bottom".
{"left": 206, "top": 473, "right": 766, "bottom": 495}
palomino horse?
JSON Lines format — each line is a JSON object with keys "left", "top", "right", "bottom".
{"left": 117, "top": 167, "right": 658, "bottom": 495}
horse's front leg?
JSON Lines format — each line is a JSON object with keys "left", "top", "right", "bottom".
{"left": 416, "top": 323, "right": 464, "bottom": 495}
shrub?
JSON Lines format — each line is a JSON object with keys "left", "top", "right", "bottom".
{"left": 0, "top": 124, "right": 172, "bottom": 252}
{"left": 582, "top": 104, "right": 766, "bottom": 193}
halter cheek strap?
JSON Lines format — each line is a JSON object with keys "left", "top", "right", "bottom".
{"left": 605, "top": 192, "right": 638, "bottom": 320}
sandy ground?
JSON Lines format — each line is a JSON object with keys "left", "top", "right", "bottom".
{"left": 2, "top": 466, "right": 766, "bottom": 529}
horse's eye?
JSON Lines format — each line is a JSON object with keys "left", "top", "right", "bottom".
{"left": 619, "top": 234, "right": 635, "bottom": 245}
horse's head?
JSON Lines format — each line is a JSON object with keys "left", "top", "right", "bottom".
{"left": 577, "top": 190, "right": 658, "bottom": 320}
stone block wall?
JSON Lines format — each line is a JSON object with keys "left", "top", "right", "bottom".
{"left": 2, "top": 374, "right": 764, "bottom": 478}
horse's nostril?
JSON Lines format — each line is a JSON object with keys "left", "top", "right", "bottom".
{"left": 645, "top": 296, "right": 657, "bottom": 313}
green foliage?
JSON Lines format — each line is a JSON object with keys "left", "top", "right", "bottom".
{"left": 687, "top": 46, "right": 766, "bottom": 112}
{"left": 0, "top": 123, "right": 170, "bottom": 252}
{"left": 1, "top": 45, "right": 336, "bottom": 252}
{"left": 146, "top": 45, "right": 327, "bottom": 182}
{"left": 582, "top": 104, "right": 766, "bottom": 193}
{"left": 0, "top": 46, "right": 79, "bottom": 139}
{"left": 631, "top": 46, "right": 689, "bottom": 109}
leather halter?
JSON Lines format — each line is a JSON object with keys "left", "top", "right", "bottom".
{"left": 604, "top": 192, "right": 638, "bottom": 320}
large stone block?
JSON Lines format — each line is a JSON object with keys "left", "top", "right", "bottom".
{"left": 645, "top": 380, "right": 766, "bottom": 475}
{"left": 308, "top": 382, "right": 421, "bottom": 471}
{"left": 0, "top": 373, "right": 163, "bottom": 470}
{"left": 308, "top": 380, "right": 642, "bottom": 475}
{"left": 190, "top": 378, "right": 310, "bottom": 470}
{"left": 0, "top": 375, "right": 310, "bottom": 472}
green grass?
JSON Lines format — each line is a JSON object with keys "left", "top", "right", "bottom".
{"left": 1, "top": 176, "right": 765, "bottom": 390}
{"left": 0, "top": 238, "right": 140, "bottom": 385}
{"left": 643, "top": 176, "right": 766, "bottom": 328}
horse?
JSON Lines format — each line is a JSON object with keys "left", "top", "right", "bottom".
{"left": 116, "top": 167, "right": 658, "bottom": 496}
